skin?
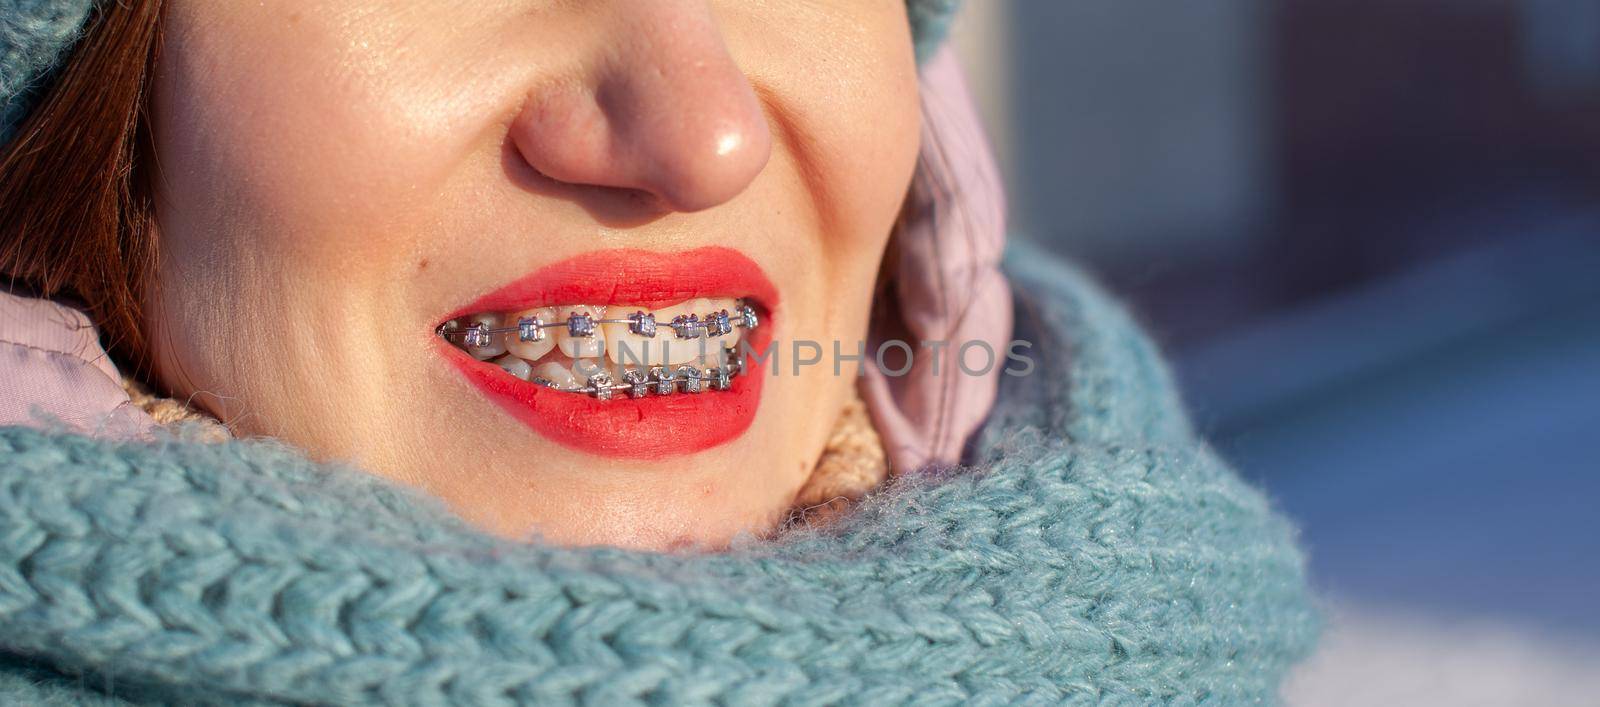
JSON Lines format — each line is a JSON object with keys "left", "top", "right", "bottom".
{"left": 146, "top": 1, "right": 922, "bottom": 548}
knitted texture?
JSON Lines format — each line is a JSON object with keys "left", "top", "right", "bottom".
{"left": 0, "top": 247, "right": 1319, "bottom": 705}
{"left": 121, "top": 370, "right": 889, "bottom": 526}
{"left": 0, "top": 0, "right": 94, "bottom": 142}
{"left": 0, "top": 1, "right": 961, "bottom": 144}
{"left": 120, "top": 375, "right": 228, "bottom": 441}
{"left": 788, "top": 394, "right": 890, "bottom": 526}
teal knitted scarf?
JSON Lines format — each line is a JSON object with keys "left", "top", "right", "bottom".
{"left": 0, "top": 247, "right": 1318, "bottom": 705}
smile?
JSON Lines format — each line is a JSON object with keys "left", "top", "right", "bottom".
{"left": 437, "top": 247, "right": 777, "bottom": 459}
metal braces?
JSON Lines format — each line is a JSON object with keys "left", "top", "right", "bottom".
{"left": 528, "top": 351, "right": 747, "bottom": 400}
{"left": 438, "top": 301, "right": 759, "bottom": 349}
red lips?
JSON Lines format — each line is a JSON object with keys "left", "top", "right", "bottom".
{"left": 440, "top": 247, "right": 775, "bottom": 459}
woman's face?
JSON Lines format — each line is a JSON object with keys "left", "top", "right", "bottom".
{"left": 147, "top": 1, "right": 921, "bottom": 548}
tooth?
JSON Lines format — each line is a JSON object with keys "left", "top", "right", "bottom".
{"left": 532, "top": 362, "right": 579, "bottom": 389}
{"left": 706, "top": 365, "right": 731, "bottom": 391}
{"left": 464, "top": 312, "right": 506, "bottom": 360}
{"left": 602, "top": 307, "right": 659, "bottom": 367}
{"left": 505, "top": 307, "right": 557, "bottom": 362}
{"left": 676, "top": 364, "right": 703, "bottom": 393}
{"left": 570, "top": 357, "right": 610, "bottom": 380}
{"left": 491, "top": 354, "right": 532, "bottom": 381}
{"left": 622, "top": 368, "right": 650, "bottom": 398}
{"left": 650, "top": 365, "right": 676, "bottom": 395}
{"left": 585, "top": 370, "right": 615, "bottom": 400}
{"left": 735, "top": 302, "right": 759, "bottom": 330}
{"left": 554, "top": 305, "right": 606, "bottom": 358}
{"left": 600, "top": 301, "right": 687, "bottom": 366}
{"left": 700, "top": 298, "right": 745, "bottom": 360}
{"left": 657, "top": 299, "right": 722, "bottom": 365}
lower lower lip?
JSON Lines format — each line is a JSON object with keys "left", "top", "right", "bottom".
{"left": 445, "top": 347, "right": 765, "bottom": 459}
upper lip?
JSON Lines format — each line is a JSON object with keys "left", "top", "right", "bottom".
{"left": 443, "top": 246, "right": 779, "bottom": 322}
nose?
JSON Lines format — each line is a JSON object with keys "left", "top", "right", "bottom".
{"left": 509, "top": 4, "right": 772, "bottom": 213}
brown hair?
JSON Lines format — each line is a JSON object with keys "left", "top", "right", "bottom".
{"left": 0, "top": 1, "right": 165, "bottom": 375}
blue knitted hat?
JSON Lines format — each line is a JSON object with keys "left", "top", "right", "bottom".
{"left": 0, "top": 0, "right": 961, "bottom": 144}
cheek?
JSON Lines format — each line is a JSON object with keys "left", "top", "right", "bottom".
{"left": 788, "top": 9, "right": 921, "bottom": 263}
{"left": 729, "top": 1, "right": 928, "bottom": 291}
{"left": 153, "top": 11, "right": 359, "bottom": 292}
{"left": 147, "top": 3, "right": 452, "bottom": 419}
{"left": 799, "top": 21, "right": 922, "bottom": 305}
{"left": 147, "top": 2, "right": 521, "bottom": 397}
{"left": 822, "top": 85, "right": 922, "bottom": 254}
{"left": 151, "top": 2, "right": 524, "bottom": 273}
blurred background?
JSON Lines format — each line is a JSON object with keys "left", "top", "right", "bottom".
{"left": 949, "top": 2, "right": 1600, "bottom": 704}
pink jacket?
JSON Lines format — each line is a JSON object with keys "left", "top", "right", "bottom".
{"left": 0, "top": 289, "right": 156, "bottom": 436}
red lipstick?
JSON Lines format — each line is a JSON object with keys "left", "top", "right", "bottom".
{"left": 440, "top": 247, "right": 775, "bottom": 459}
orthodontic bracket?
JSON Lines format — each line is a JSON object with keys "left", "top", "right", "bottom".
{"left": 441, "top": 301, "right": 760, "bottom": 399}
{"left": 524, "top": 349, "right": 746, "bottom": 399}
{"left": 438, "top": 300, "right": 759, "bottom": 346}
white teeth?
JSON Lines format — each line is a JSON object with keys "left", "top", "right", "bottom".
{"left": 602, "top": 308, "right": 682, "bottom": 366}
{"left": 448, "top": 298, "right": 756, "bottom": 395}
{"left": 677, "top": 364, "right": 703, "bottom": 393}
{"left": 532, "top": 362, "right": 578, "bottom": 389}
{"left": 464, "top": 312, "right": 507, "bottom": 360}
{"left": 602, "top": 310, "right": 650, "bottom": 367}
{"left": 685, "top": 297, "right": 744, "bottom": 364}
{"left": 661, "top": 298, "right": 712, "bottom": 341}
{"left": 621, "top": 368, "right": 651, "bottom": 398}
{"left": 554, "top": 305, "right": 606, "bottom": 358}
{"left": 603, "top": 298, "right": 741, "bottom": 366}
{"left": 491, "top": 354, "right": 532, "bottom": 381}
{"left": 570, "top": 357, "right": 610, "bottom": 380}
{"left": 703, "top": 312, "right": 743, "bottom": 363}
{"left": 505, "top": 307, "right": 557, "bottom": 361}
